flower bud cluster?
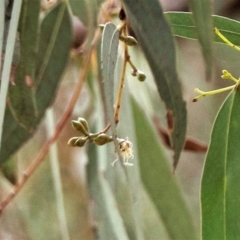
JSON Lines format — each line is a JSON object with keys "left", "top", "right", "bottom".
{"left": 68, "top": 118, "right": 113, "bottom": 148}
{"left": 68, "top": 118, "right": 134, "bottom": 166}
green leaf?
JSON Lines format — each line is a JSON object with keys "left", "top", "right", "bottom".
{"left": 132, "top": 99, "right": 197, "bottom": 240}
{"left": 0, "top": 1, "right": 4, "bottom": 70}
{"left": 87, "top": 71, "right": 129, "bottom": 240}
{"left": 201, "top": 88, "right": 240, "bottom": 239}
{"left": 0, "top": 0, "right": 22, "bottom": 159}
{"left": 0, "top": 2, "right": 72, "bottom": 164}
{"left": 141, "top": 188, "right": 170, "bottom": 240}
{"left": 165, "top": 12, "right": 240, "bottom": 46}
{"left": 122, "top": 0, "right": 187, "bottom": 169}
{"left": 1, "top": 155, "right": 17, "bottom": 184}
{"left": 87, "top": 153, "right": 129, "bottom": 240}
{"left": 0, "top": 107, "right": 31, "bottom": 165}
{"left": 87, "top": 126, "right": 129, "bottom": 240}
{"left": 34, "top": 3, "right": 71, "bottom": 114}
{"left": 8, "top": 0, "right": 40, "bottom": 129}
{"left": 101, "top": 22, "right": 119, "bottom": 133}
{"left": 112, "top": 87, "right": 144, "bottom": 239}
{"left": 186, "top": 0, "right": 213, "bottom": 78}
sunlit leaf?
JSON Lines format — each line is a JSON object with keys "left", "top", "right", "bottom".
{"left": 201, "top": 88, "right": 240, "bottom": 239}
{"left": 165, "top": 12, "right": 240, "bottom": 46}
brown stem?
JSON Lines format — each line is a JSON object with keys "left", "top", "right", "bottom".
{"left": 127, "top": 57, "right": 137, "bottom": 73}
{"left": 0, "top": 30, "right": 101, "bottom": 216}
{"left": 102, "top": 123, "right": 111, "bottom": 133}
{"left": 114, "top": 23, "right": 128, "bottom": 124}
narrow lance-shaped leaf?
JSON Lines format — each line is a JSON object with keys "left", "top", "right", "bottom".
{"left": 0, "top": 0, "right": 22, "bottom": 155}
{"left": 114, "top": 87, "right": 144, "bottom": 239}
{"left": 186, "top": 0, "right": 213, "bottom": 78}
{"left": 122, "top": 0, "right": 187, "bottom": 169}
{"left": 132, "top": 99, "right": 197, "bottom": 240}
{"left": 201, "top": 88, "right": 240, "bottom": 239}
{"left": 165, "top": 12, "right": 240, "bottom": 46}
{"left": 34, "top": 2, "right": 72, "bottom": 116}
{"left": 101, "top": 22, "right": 119, "bottom": 134}
{"left": 101, "top": 22, "right": 123, "bottom": 161}
{"left": 0, "top": 2, "right": 72, "bottom": 164}
{"left": 87, "top": 150, "right": 129, "bottom": 240}
{"left": 8, "top": 0, "right": 40, "bottom": 129}
{"left": 87, "top": 85, "right": 129, "bottom": 240}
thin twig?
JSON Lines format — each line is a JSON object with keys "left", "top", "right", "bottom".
{"left": 114, "top": 23, "right": 128, "bottom": 124}
{"left": 0, "top": 30, "right": 101, "bottom": 216}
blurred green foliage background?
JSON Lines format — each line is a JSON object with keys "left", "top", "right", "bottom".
{"left": 1, "top": 0, "right": 240, "bottom": 239}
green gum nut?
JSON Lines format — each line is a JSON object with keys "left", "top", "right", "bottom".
{"left": 125, "top": 36, "right": 138, "bottom": 46}
{"left": 74, "top": 137, "right": 88, "bottom": 147}
{"left": 71, "top": 120, "right": 88, "bottom": 135}
{"left": 94, "top": 134, "right": 113, "bottom": 146}
{"left": 78, "top": 117, "right": 89, "bottom": 133}
{"left": 119, "top": 35, "right": 138, "bottom": 46}
{"left": 137, "top": 70, "right": 146, "bottom": 81}
{"left": 68, "top": 137, "right": 79, "bottom": 146}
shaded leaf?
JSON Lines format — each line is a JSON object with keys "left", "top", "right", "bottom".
{"left": 187, "top": 0, "right": 213, "bottom": 78}
{"left": 122, "top": 0, "right": 187, "bottom": 169}
{"left": 8, "top": 0, "right": 40, "bottom": 128}
{"left": 0, "top": 0, "right": 22, "bottom": 155}
{"left": 112, "top": 87, "right": 144, "bottom": 239}
{"left": 1, "top": 155, "right": 17, "bottom": 184}
{"left": 0, "top": 2, "right": 72, "bottom": 164}
{"left": 87, "top": 143, "right": 129, "bottom": 240}
{"left": 141, "top": 188, "right": 170, "bottom": 240}
{"left": 86, "top": 73, "right": 129, "bottom": 240}
{"left": 0, "top": 107, "right": 31, "bottom": 165}
{"left": 34, "top": 3, "right": 71, "bottom": 115}
{"left": 132, "top": 99, "right": 197, "bottom": 240}
{"left": 165, "top": 12, "right": 240, "bottom": 46}
{"left": 201, "top": 88, "right": 240, "bottom": 239}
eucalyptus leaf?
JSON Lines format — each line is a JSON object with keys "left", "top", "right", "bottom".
{"left": 201, "top": 88, "right": 240, "bottom": 239}
{"left": 87, "top": 140, "right": 129, "bottom": 240}
{"left": 122, "top": 0, "right": 187, "bottom": 169}
{"left": 34, "top": 2, "right": 72, "bottom": 115}
{"left": 0, "top": 2, "right": 72, "bottom": 164}
{"left": 165, "top": 12, "right": 240, "bottom": 46}
{"left": 111, "top": 87, "right": 144, "bottom": 239}
{"left": 86, "top": 72, "right": 129, "bottom": 240}
{"left": 101, "top": 22, "right": 119, "bottom": 135}
{"left": 132, "top": 99, "right": 197, "bottom": 240}
{"left": 0, "top": 0, "right": 22, "bottom": 157}
{"left": 186, "top": 0, "right": 213, "bottom": 78}
{"left": 8, "top": 0, "right": 40, "bottom": 129}
{"left": 0, "top": 1, "right": 4, "bottom": 71}
{"left": 0, "top": 108, "right": 31, "bottom": 165}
